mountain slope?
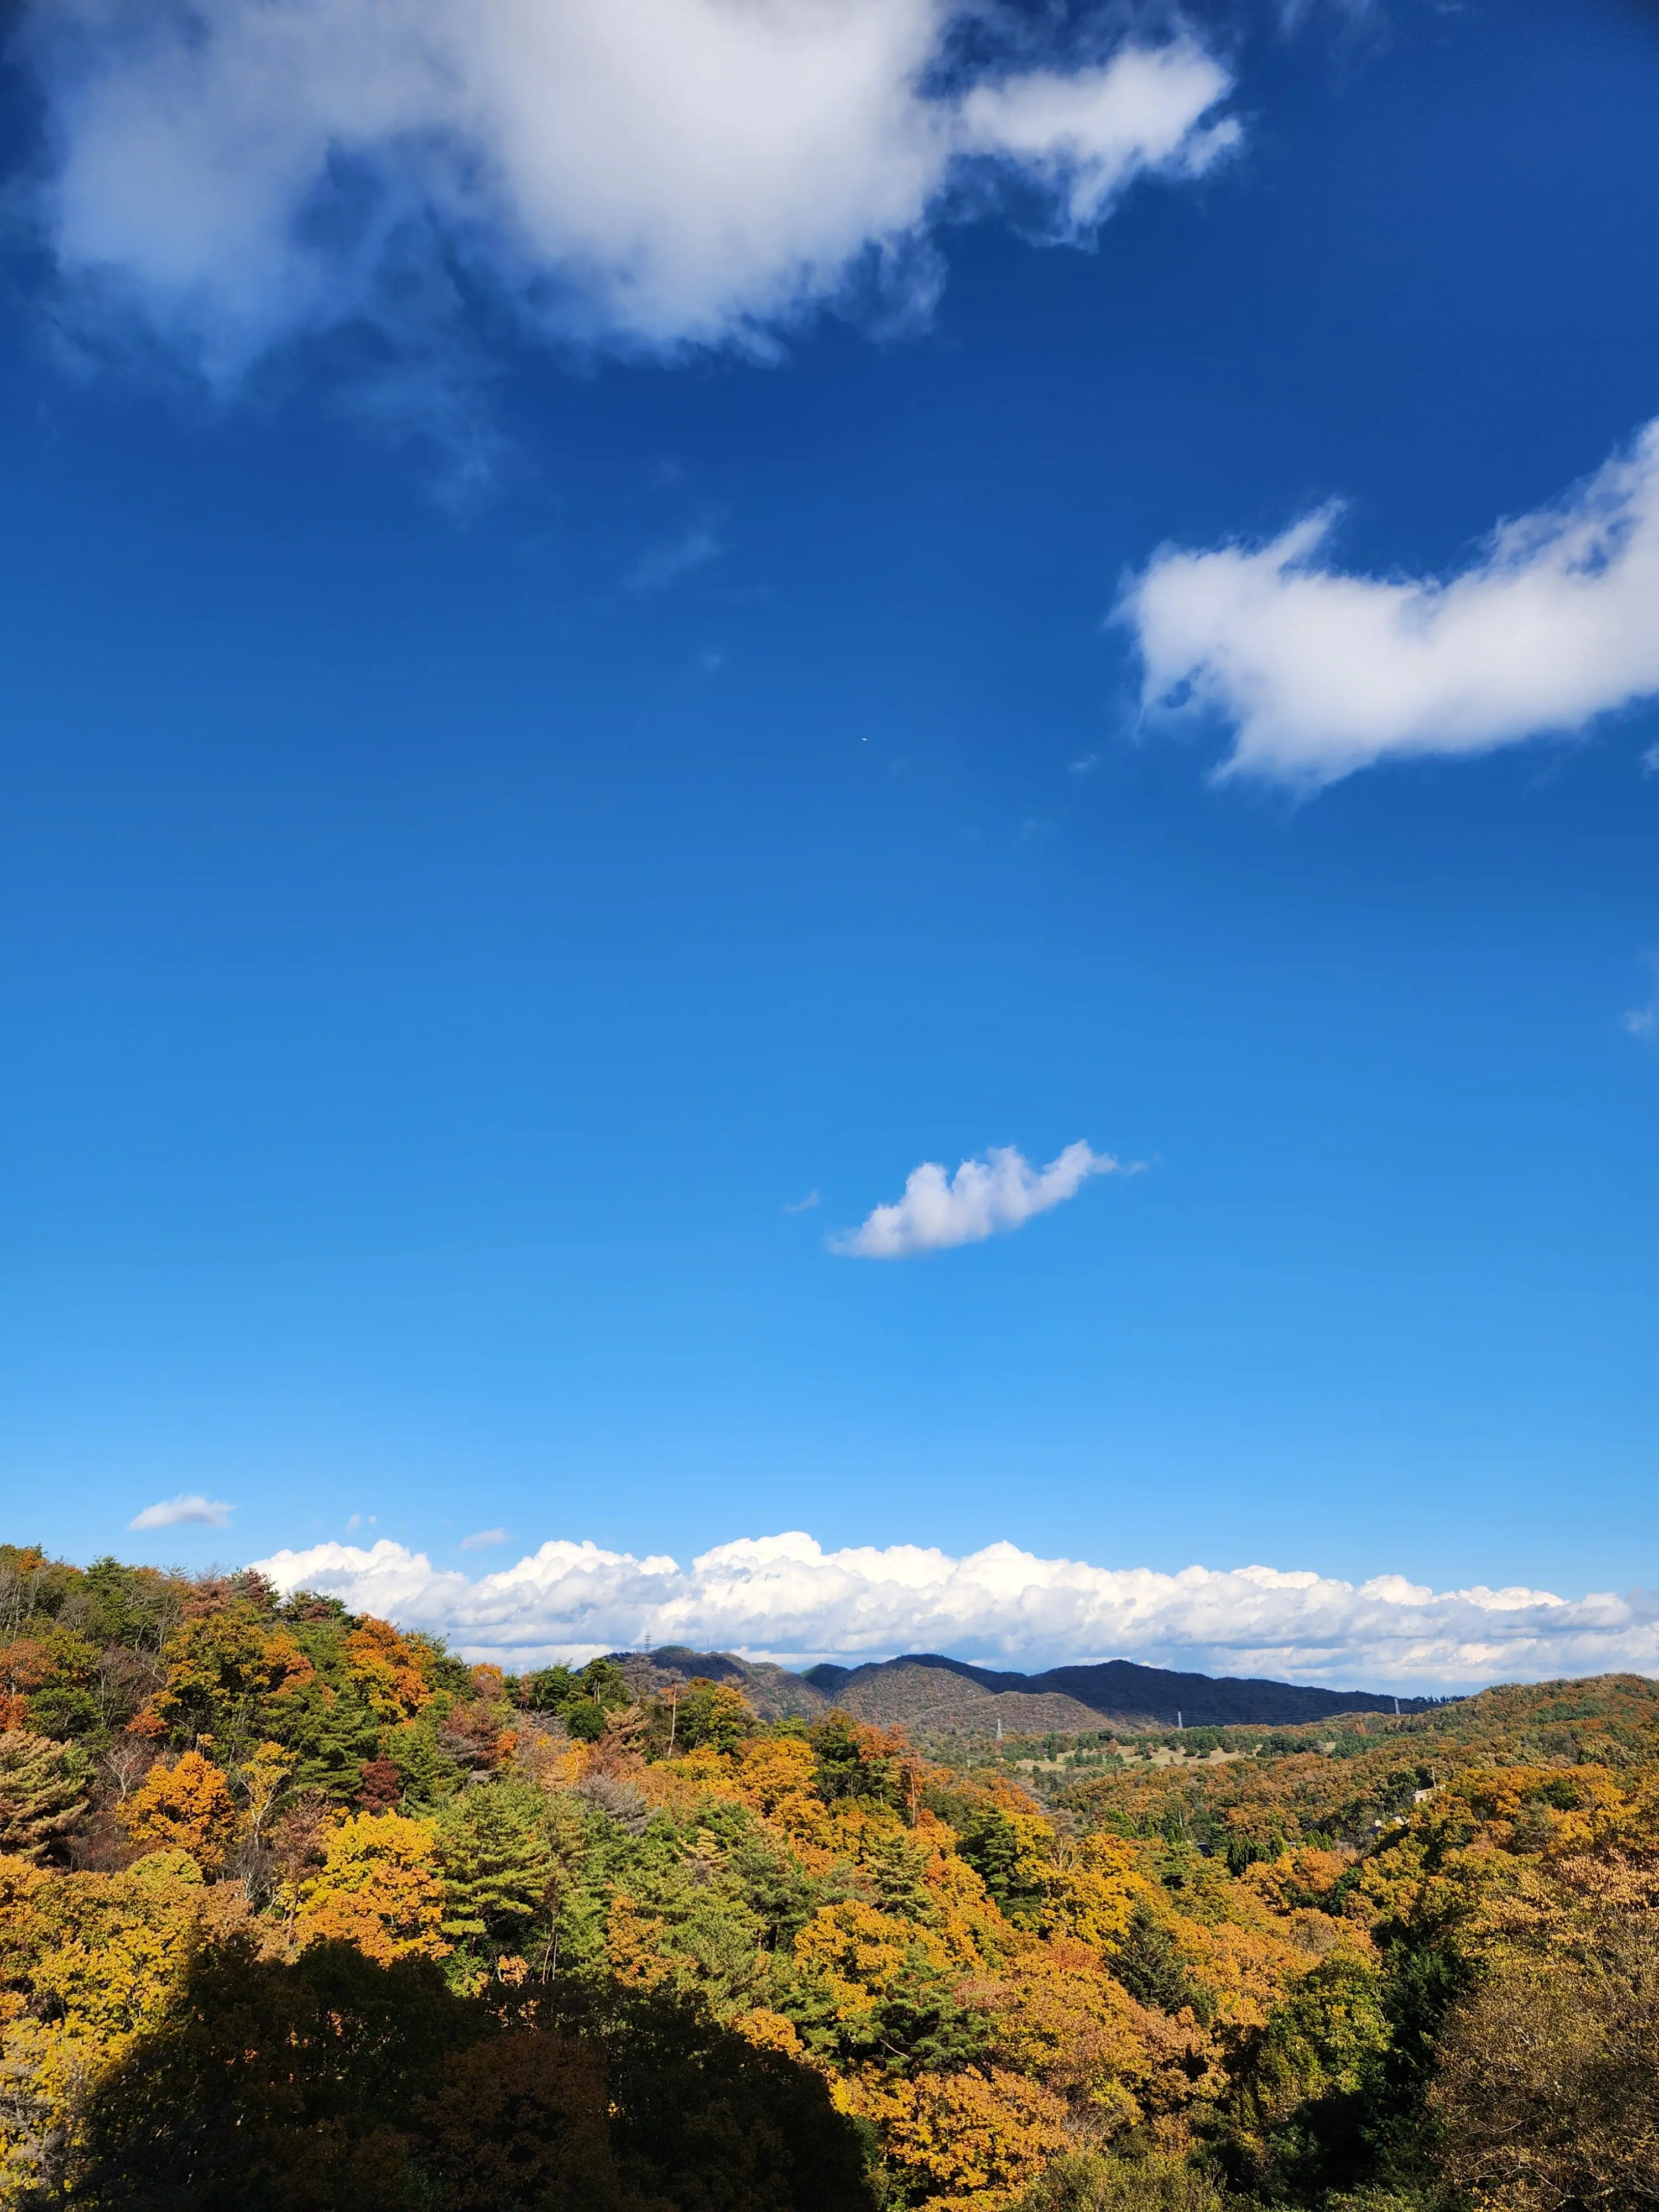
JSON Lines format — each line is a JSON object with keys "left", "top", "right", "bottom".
{"left": 619, "top": 1646, "right": 1448, "bottom": 1731}
{"left": 804, "top": 1652, "right": 1444, "bottom": 1727}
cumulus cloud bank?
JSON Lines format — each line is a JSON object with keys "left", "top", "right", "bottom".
{"left": 19, "top": 0, "right": 1237, "bottom": 384}
{"left": 130, "top": 1492, "right": 233, "bottom": 1530}
{"left": 833, "top": 1141, "right": 1123, "bottom": 1258}
{"left": 1122, "top": 419, "right": 1659, "bottom": 786}
{"left": 248, "top": 1528, "right": 1659, "bottom": 1691}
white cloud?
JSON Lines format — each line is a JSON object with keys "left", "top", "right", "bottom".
{"left": 129, "top": 1492, "right": 233, "bottom": 1530}
{"left": 833, "top": 1140, "right": 1123, "bottom": 1258}
{"left": 19, "top": 1, "right": 1235, "bottom": 389}
{"left": 1121, "top": 420, "right": 1659, "bottom": 786}
{"left": 247, "top": 1527, "right": 1659, "bottom": 1692}
{"left": 957, "top": 46, "right": 1239, "bottom": 231}
{"left": 459, "top": 1527, "right": 508, "bottom": 1550}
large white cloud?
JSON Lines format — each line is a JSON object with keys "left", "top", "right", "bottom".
{"left": 18, "top": 0, "right": 1236, "bottom": 382}
{"left": 1121, "top": 420, "right": 1659, "bottom": 785}
{"left": 832, "top": 1140, "right": 1124, "bottom": 1258}
{"left": 249, "top": 1528, "right": 1659, "bottom": 1691}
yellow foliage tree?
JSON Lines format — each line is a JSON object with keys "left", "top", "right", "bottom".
{"left": 606, "top": 1892, "right": 673, "bottom": 1992}
{"left": 732, "top": 1734, "right": 822, "bottom": 1824}
{"left": 854, "top": 2063, "right": 1071, "bottom": 2210}
{"left": 666, "top": 1743, "right": 742, "bottom": 1796}
{"left": 0, "top": 1850, "right": 206, "bottom": 2199}
{"left": 292, "top": 1809, "right": 449, "bottom": 1965}
{"left": 1039, "top": 1829, "right": 1147, "bottom": 1948}
{"left": 235, "top": 1740, "right": 296, "bottom": 1853}
{"left": 118, "top": 1749, "right": 239, "bottom": 1875}
{"left": 978, "top": 1934, "right": 1161, "bottom": 2132}
{"left": 343, "top": 1616, "right": 436, "bottom": 1723}
{"left": 153, "top": 1612, "right": 280, "bottom": 1741}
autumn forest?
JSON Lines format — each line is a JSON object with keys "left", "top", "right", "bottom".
{"left": 0, "top": 1543, "right": 1654, "bottom": 2211}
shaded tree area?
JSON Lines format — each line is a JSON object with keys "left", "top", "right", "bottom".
{"left": 1430, "top": 1910, "right": 1659, "bottom": 2212}
{"left": 69, "top": 1939, "right": 873, "bottom": 2212}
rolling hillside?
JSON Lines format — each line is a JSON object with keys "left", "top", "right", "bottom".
{"left": 613, "top": 1644, "right": 1450, "bottom": 1734}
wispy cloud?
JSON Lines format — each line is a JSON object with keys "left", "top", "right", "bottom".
{"left": 1121, "top": 419, "right": 1659, "bottom": 786}
{"left": 129, "top": 1493, "right": 233, "bottom": 1531}
{"left": 784, "top": 1189, "right": 821, "bottom": 1213}
{"left": 624, "top": 526, "right": 721, "bottom": 597}
{"left": 1624, "top": 956, "right": 1659, "bottom": 1040}
{"left": 249, "top": 1527, "right": 1659, "bottom": 1691}
{"left": 832, "top": 1140, "right": 1125, "bottom": 1258}
{"left": 459, "top": 1527, "right": 508, "bottom": 1551}
{"left": 20, "top": 2, "right": 1235, "bottom": 396}
{"left": 956, "top": 47, "right": 1240, "bottom": 232}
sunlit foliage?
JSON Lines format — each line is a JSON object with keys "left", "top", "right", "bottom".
{"left": 3, "top": 1547, "right": 1659, "bottom": 2208}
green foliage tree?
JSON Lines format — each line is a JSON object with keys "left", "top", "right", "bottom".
{"left": 564, "top": 1699, "right": 608, "bottom": 1743}
{"left": 435, "top": 1784, "right": 555, "bottom": 1961}
{"left": 1108, "top": 1901, "right": 1206, "bottom": 2016}
{"left": 0, "top": 1728, "right": 91, "bottom": 1860}
{"left": 671, "top": 1677, "right": 755, "bottom": 1756}
{"left": 865, "top": 1829, "right": 937, "bottom": 1924}
{"left": 154, "top": 1608, "right": 274, "bottom": 1746}
{"left": 866, "top": 1946, "right": 994, "bottom": 2076}
{"left": 809, "top": 1713, "right": 913, "bottom": 1812}
{"left": 1227, "top": 1952, "right": 1394, "bottom": 2197}
{"left": 934, "top": 1793, "right": 1047, "bottom": 1927}
{"left": 385, "top": 1710, "right": 466, "bottom": 1807}
{"left": 520, "top": 1663, "right": 578, "bottom": 1713}
{"left": 266, "top": 1676, "right": 383, "bottom": 1798}
{"left": 580, "top": 1659, "right": 630, "bottom": 1708}
{"left": 1014, "top": 2150, "right": 1227, "bottom": 2212}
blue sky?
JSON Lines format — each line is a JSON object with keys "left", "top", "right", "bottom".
{"left": 3, "top": 0, "right": 1659, "bottom": 1683}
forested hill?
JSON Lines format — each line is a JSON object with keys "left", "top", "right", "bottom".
{"left": 2, "top": 1540, "right": 1655, "bottom": 2212}
{"left": 800, "top": 1652, "right": 1449, "bottom": 1729}
{"left": 617, "top": 1647, "right": 1451, "bottom": 1735}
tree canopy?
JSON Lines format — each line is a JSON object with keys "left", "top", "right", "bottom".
{"left": 1, "top": 1542, "right": 1658, "bottom": 2210}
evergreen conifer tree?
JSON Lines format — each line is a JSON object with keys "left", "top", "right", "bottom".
{"left": 0, "top": 1729, "right": 91, "bottom": 1860}
{"left": 436, "top": 1784, "right": 554, "bottom": 1953}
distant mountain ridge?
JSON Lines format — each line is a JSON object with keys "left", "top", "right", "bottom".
{"left": 609, "top": 1644, "right": 1448, "bottom": 1731}
{"left": 801, "top": 1651, "right": 1445, "bottom": 1728}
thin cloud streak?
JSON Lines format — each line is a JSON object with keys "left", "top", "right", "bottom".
{"left": 248, "top": 1528, "right": 1659, "bottom": 1691}
{"left": 624, "top": 526, "right": 721, "bottom": 596}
